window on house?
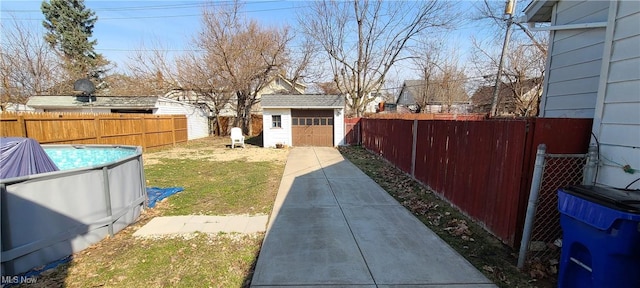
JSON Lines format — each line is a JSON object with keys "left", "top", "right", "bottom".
{"left": 272, "top": 115, "right": 282, "bottom": 128}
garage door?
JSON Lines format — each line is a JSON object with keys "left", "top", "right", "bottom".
{"left": 291, "top": 109, "right": 334, "bottom": 146}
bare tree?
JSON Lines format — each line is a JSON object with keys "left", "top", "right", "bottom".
{"left": 469, "top": 36, "right": 545, "bottom": 116}
{"left": 198, "top": 1, "right": 291, "bottom": 134}
{"left": 0, "top": 15, "right": 63, "bottom": 109}
{"left": 411, "top": 41, "right": 468, "bottom": 113}
{"left": 125, "top": 40, "right": 181, "bottom": 95}
{"left": 468, "top": 0, "right": 548, "bottom": 116}
{"left": 299, "top": 0, "right": 455, "bottom": 117}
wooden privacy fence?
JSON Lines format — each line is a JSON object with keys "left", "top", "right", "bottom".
{"left": 0, "top": 112, "right": 188, "bottom": 150}
{"left": 212, "top": 115, "right": 263, "bottom": 136}
{"left": 359, "top": 117, "right": 592, "bottom": 247}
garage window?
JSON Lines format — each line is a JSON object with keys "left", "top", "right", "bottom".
{"left": 272, "top": 115, "right": 282, "bottom": 128}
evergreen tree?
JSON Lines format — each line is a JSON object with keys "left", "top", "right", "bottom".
{"left": 41, "top": 0, "right": 108, "bottom": 81}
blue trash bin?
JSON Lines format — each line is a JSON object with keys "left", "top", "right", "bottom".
{"left": 557, "top": 185, "right": 640, "bottom": 288}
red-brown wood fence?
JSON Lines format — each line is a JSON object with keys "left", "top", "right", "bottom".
{"left": 357, "top": 117, "right": 592, "bottom": 247}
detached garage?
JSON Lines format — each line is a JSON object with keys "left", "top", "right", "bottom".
{"left": 261, "top": 94, "right": 345, "bottom": 147}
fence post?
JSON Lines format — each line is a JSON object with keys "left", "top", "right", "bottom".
{"left": 411, "top": 119, "right": 418, "bottom": 177}
{"left": 18, "top": 115, "right": 27, "bottom": 137}
{"left": 171, "top": 116, "right": 177, "bottom": 146}
{"left": 583, "top": 144, "right": 598, "bottom": 185}
{"left": 517, "top": 143, "right": 547, "bottom": 269}
{"left": 94, "top": 116, "right": 102, "bottom": 144}
{"left": 140, "top": 116, "right": 147, "bottom": 150}
{"left": 102, "top": 167, "right": 114, "bottom": 237}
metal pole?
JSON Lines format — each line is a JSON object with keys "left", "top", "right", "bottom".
{"left": 517, "top": 143, "right": 546, "bottom": 269}
{"left": 582, "top": 145, "right": 598, "bottom": 185}
{"left": 490, "top": 0, "right": 517, "bottom": 117}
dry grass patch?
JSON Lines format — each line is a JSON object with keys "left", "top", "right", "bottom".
{"left": 21, "top": 137, "right": 287, "bottom": 288}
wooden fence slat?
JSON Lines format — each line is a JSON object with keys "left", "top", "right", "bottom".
{"left": 0, "top": 111, "right": 187, "bottom": 150}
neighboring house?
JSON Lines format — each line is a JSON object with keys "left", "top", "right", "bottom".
{"left": 165, "top": 75, "right": 306, "bottom": 117}
{"left": 525, "top": 0, "right": 640, "bottom": 189}
{"left": 26, "top": 95, "right": 210, "bottom": 140}
{"left": 397, "top": 80, "right": 470, "bottom": 114}
{"left": 470, "top": 78, "right": 542, "bottom": 116}
{"left": 261, "top": 94, "right": 345, "bottom": 148}
{"left": 2, "top": 103, "right": 36, "bottom": 112}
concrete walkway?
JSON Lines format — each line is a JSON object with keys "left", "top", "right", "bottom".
{"left": 133, "top": 215, "right": 269, "bottom": 237}
{"left": 251, "top": 147, "right": 496, "bottom": 287}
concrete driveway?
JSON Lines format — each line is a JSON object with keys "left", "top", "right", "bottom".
{"left": 251, "top": 147, "right": 496, "bottom": 287}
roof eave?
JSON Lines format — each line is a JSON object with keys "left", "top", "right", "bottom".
{"left": 524, "top": 0, "right": 556, "bottom": 23}
{"left": 263, "top": 106, "right": 343, "bottom": 109}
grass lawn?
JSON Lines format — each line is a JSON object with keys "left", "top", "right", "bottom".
{"left": 22, "top": 137, "right": 286, "bottom": 288}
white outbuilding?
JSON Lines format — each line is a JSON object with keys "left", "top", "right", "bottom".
{"left": 261, "top": 94, "right": 345, "bottom": 147}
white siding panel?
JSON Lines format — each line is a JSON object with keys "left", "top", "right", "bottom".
{"left": 610, "top": 35, "right": 640, "bottom": 61}
{"left": 545, "top": 93, "right": 598, "bottom": 109}
{"left": 613, "top": 11, "right": 640, "bottom": 40}
{"left": 156, "top": 99, "right": 210, "bottom": 140}
{"left": 605, "top": 81, "right": 640, "bottom": 103}
{"left": 617, "top": 0, "right": 640, "bottom": 18}
{"left": 608, "top": 58, "right": 640, "bottom": 83}
{"left": 548, "top": 60, "right": 603, "bottom": 83}
{"left": 544, "top": 108, "right": 595, "bottom": 118}
{"left": 599, "top": 124, "right": 640, "bottom": 147}
{"left": 601, "top": 102, "right": 640, "bottom": 124}
{"left": 549, "top": 42, "right": 604, "bottom": 69}
{"left": 334, "top": 109, "right": 345, "bottom": 146}
{"left": 262, "top": 109, "right": 291, "bottom": 148}
{"left": 546, "top": 76, "right": 600, "bottom": 97}
{"left": 593, "top": 3, "right": 640, "bottom": 189}
{"left": 552, "top": 29, "right": 605, "bottom": 54}
{"left": 555, "top": 0, "right": 609, "bottom": 25}
{"left": 596, "top": 144, "right": 640, "bottom": 189}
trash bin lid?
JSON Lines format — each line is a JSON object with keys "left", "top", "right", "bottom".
{"left": 563, "top": 185, "right": 640, "bottom": 214}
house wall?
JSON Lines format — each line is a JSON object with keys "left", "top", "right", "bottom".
{"left": 539, "top": 0, "right": 609, "bottom": 117}
{"left": 334, "top": 108, "right": 345, "bottom": 146}
{"left": 39, "top": 108, "right": 111, "bottom": 113}
{"left": 156, "top": 98, "right": 209, "bottom": 140}
{"left": 592, "top": 1, "right": 640, "bottom": 188}
{"left": 262, "top": 108, "right": 292, "bottom": 148}
{"left": 397, "top": 86, "right": 415, "bottom": 106}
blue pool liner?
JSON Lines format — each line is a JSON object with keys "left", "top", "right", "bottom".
{"left": 146, "top": 187, "right": 184, "bottom": 208}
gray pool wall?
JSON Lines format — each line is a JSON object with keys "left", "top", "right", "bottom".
{"left": 1, "top": 145, "right": 146, "bottom": 276}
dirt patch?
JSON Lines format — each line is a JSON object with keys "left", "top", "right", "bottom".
{"left": 143, "top": 137, "right": 288, "bottom": 166}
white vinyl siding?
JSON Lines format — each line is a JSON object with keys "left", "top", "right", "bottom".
{"left": 334, "top": 109, "right": 345, "bottom": 146}
{"left": 262, "top": 108, "right": 291, "bottom": 148}
{"left": 594, "top": 0, "right": 640, "bottom": 188}
{"left": 156, "top": 98, "right": 209, "bottom": 140}
{"left": 539, "top": 0, "right": 608, "bottom": 118}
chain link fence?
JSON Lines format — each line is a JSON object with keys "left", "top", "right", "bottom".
{"left": 518, "top": 144, "right": 594, "bottom": 279}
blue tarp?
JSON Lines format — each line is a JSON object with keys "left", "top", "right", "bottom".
{"left": 146, "top": 187, "right": 184, "bottom": 208}
{"left": 1, "top": 137, "right": 59, "bottom": 179}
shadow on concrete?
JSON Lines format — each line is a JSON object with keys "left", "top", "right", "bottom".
{"left": 245, "top": 147, "right": 496, "bottom": 287}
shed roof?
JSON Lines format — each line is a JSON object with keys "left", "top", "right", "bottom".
{"left": 27, "top": 96, "right": 159, "bottom": 109}
{"left": 261, "top": 94, "right": 344, "bottom": 108}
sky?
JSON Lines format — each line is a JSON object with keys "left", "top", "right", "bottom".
{"left": 0, "top": 0, "right": 525, "bottom": 86}
{"left": 1, "top": 1, "right": 305, "bottom": 69}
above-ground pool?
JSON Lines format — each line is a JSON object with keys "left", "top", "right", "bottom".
{"left": 1, "top": 145, "right": 146, "bottom": 277}
{"left": 44, "top": 146, "right": 140, "bottom": 170}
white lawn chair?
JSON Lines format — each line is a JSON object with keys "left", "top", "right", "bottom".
{"left": 230, "top": 127, "right": 245, "bottom": 148}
